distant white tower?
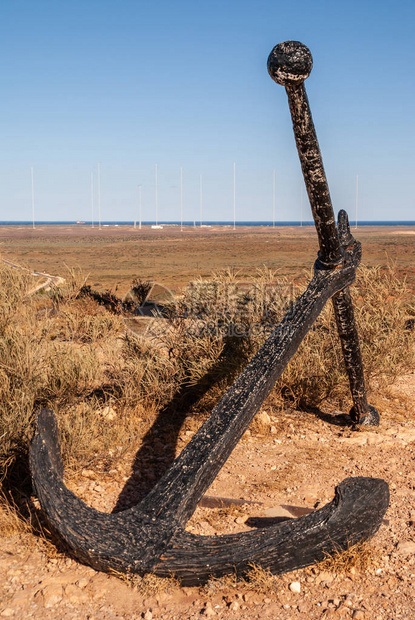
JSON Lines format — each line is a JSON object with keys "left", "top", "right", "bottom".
{"left": 31, "top": 166, "right": 35, "bottom": 229}
{"left": 300, "top": 184, "right": 303, "bottom": 227}
{"left": 233, "top": 162, "right": 236, "bottom": 230}
{"left": 91, "top": 172, "right": 94, "bottom": 228}
{"left": 272, "top": 169, "right": 276, "bottom": 227}
{"left": 180, "top": 167, "right": 183, "bottom": 232}
{"left": 155, "top": 163, "right": 158, "bottom": 226}
{"left": 138, "top": 184, "right": 142, "bottom": 230}
{"left": 97, "top": 162, "right": 101, "bottom": 229}
{"left": 199, "top": 174, "right": 203, "bottom": 226}
{"left": 355, "top": 174, "right": 359, "bottom": 229}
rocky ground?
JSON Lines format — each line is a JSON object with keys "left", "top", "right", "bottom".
{"left": 1, "top": 373, "right": 415, "bottom": 619}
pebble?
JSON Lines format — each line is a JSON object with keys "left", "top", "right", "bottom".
{"left": 101, "top": 406, "right": 117, "bottom": 420}
{"left": 289, "top": 581, "right": 301, "bottom": 593}
{"left": 42, "top": 584, "right": 63, "bottom": 608}
{"left": 316, "top": 571, "right": 334, "bottom": 585}
{"left": 203, "top": 602, "right": 216, "bottom": 616}
{"left": 396, "top": 541, "right": 415, "bottom": 555}
{"left": 0, "top": 610, "right": 15, "bottom": 618}
{"left": 81, "top": 469, "right": 95, "bottom": 479}
{"left": 143, "top": 611, "right": 153, "bottom": 620}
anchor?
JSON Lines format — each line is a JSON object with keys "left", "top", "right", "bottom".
{"left": 30, "top": 41, "right": 389, "bottom": 586}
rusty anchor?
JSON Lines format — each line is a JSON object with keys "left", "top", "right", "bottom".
{"left": 30, "top": 41, "right": 389, "bottom": 586}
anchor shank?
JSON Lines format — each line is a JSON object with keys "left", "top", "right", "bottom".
{"left": 285, "top": 82, "right": 342, "bottom": 267}
{"left": 268, "top": 41, "right": 379, "bottom": 426}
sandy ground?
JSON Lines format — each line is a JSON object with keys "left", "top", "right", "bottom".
{"left": 1, "top": 224, "right": 415, "bottom": 618}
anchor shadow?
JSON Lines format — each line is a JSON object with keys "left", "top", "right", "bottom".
{"left": 112, "top": 338, "right": 243, "bottom": 513}
{"left": 305, "top": 406, "right": 353, "bottom": 428}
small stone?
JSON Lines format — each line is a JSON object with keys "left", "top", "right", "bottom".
{"left": 81, "top": 469, "right": 95, "bottom": 479}
{"left": 289, "top": 581, "right": 301, "bottom": 593}
{"left": 101, "top": 406, "right": 117, "bottom": 421}
{"left": 352, "top": 611, "right": 365, "bottom": 619}
{"left": 76, "top": 578, "right": 89, "bottom": 589}
{"left": 316, "top": 571, "right": 334, "bottom": 585}
{"left": 0, "top": 610, "right": 15, "bottom": 617}
{"left": 228, "top": 601, "right": 239, "bottom": 611}
{"left": 143, "top": 611, "right": 153, "bottom": 620}
{"left": 258, "top": 411, "right": 271, "bottom": 424}
{"left": 396, "top": 541, "right": 415, "bottom": 555}
{"left": 235, "top": 516, "right": 245, "bottom": 524}
{"left": 42, "top": 584, "right": 63, "bottom": 608}
{"left": 203, "top": 602, "right": 216, "bottom": 616}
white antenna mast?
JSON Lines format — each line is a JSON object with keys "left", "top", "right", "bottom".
{"left": 233, "top": 162, "right": 236, "bottom": 230}
{"left": 31, "top": 166, "right": 35, "bottom": 229}
{"left": 199, "top": 174, "right": 203, "bottom": 226}
{"left": 155, "top": 163, "right": 158, "bottom": 226}
{"left": 272, "top": 169, "right": 276, "bottom": 227}
{"left": 91, "top": 172, "right": 94, "bottom": 228}
{"left": 138, "top": 184, "right": 142, "bottom": 230}
{"left": 97, "top": 162, "right": 101, "bottom": 229}
{"left": 180, "top": 167, "right": 183, "bottom": 232}
{"left": 300, "top": 184, "right": 303, "bottom": 227}
{"left": 355, "top": 174, "right": 358, "bottom": 229}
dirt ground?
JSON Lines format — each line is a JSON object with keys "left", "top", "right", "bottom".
{"left": 1, "top": 224, "right": 415, "bottom": 619}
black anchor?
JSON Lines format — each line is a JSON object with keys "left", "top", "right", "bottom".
{"left": 30, "top": 41, "right": 389, "bottom": 586}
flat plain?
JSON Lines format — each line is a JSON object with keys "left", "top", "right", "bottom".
{"left": 1, "top": 223, "right": 415, "bottom": 293}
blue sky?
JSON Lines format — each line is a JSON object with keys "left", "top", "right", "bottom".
{"left": 1, "top": 0, "right": 414, "bottom": 222}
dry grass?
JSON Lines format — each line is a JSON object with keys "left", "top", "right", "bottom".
{"left": 0, "top": 264, "right": 126, "bottom": 481}
{"left": 108, "top": 569, "right": 180, "bottom": 594}
{"left": 203, "top": 504, "right": 246, "bottom": 530}
{"left": 273, "top": 263, "right": 415, "bottom": 410}
{"left": 203, "top": 563, "right": 280, "bottom": 594}
{"left": 316, "top": 540, "right": 379, "bottom": 574}
{"left": 244, "top": 562, "right": 280, "bottom": 593}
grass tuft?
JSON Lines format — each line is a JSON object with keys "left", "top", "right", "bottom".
{"left": 317, "top": 540, "right": 379, "bottom": 574}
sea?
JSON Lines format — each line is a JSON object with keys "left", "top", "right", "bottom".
{"left": 1, "top": 221, "right": 415, "bottom": 227}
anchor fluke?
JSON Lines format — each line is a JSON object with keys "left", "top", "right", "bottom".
{"left": 30, "top": 408, "right": 389, "bottom": 586}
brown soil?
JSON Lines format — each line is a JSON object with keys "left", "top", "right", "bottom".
{"left": 1, "top": 224, "right": 415, "bottom": 619}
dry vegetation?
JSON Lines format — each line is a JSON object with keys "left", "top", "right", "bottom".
{"left": 1, "top": 262, "right": 414, "bottom": 471}
{"left": 0, "top": 260, "right": 414, "bottom": 537}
